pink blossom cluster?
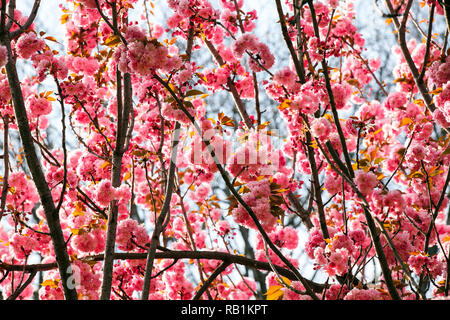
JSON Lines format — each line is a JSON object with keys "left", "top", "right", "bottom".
{"left": 114, "top": 36, "right": 182, "bottom": 76}
{"left": 6, "top": 171, "right": 40, "bottom": 213}
{"left": 26, "top": 95, "right": 53, "bottom": 118}
{"left": 408, "top": 253, "right": 444, "bottom": 278}
{"left": 232, "top": 34, "right": 275, "bottom": 72}
{"left": 15, "top": 32, "right": 45, "bottom": 60}
{"left": 231, "top": 179, "right": 277, "bottom": 232}
{"left": 0, "top": 45, "right": 7, "bottom": 67}
{"left": 116, "top": 219, "right": 148, "bottom": 251}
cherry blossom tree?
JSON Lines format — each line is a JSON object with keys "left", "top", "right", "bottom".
{"left": 0, "top": 0, "right": 449, "bottom": 301}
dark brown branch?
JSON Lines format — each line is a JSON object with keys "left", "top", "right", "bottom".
{"left": 141, "top": 122, "right": 180, "bottom": 300}
{"left": 76, "top": 186, "right": 107, "bottom": 219}
{"left": 423, "top": 167, "right": 450, "bottom": 253}
{"left": 9, "top": 0, "right": 40, "bottom": 39}
{"left": 94, "top": 0, "right": 127, "bottom": 45}
{"left": 193, "top": 261, "right": 231, "bottom": 300}
{"left": 418, "top": 2, "right": 435, "bottom": 83}
{"left": 99, "top": 1, "right": 132, "bottom": 295}
{"left": 0, "top": 0, "right": 7, "bottom": 32}
{"left": 55, "top": 78, "right": 68, "bottom": 214}
{"left": 383, "top": 0, "right": 436, "bottom": 114}
{"left": 0, "top": 250, "right": 325, "bottom": 293}
{"left": 307, "top": 0, "right": 355, "bottom": 179}
{"left": 0, "top": 116, "right": 9, "bottom": 221}
{"left": 6, "top": 270, "right": 37, "bottom": 300}
{"left": 383, "top": 132, "right": 415, "bottom": 191}
{"left": 4, "top": 0, "right": 15, "bottom": 32}
{"left": 303, "top": 119, "right": 401, "bottom": 300}
{"left": 286, "top": 191, "right": 313, "bottom": 230}
{"left": 99, "top": 0, "right": 134, "bottom": 298}
{"left": 74, "top": 96, "right": 114, "bottom": 153}
{"left": 444, "top": 0, "right": 450, "bottom": 36}
{"left": 275, "top": 0, "right": 306, "bottom": 83}
{"left": 252, "top": 72, "right": 262, "bottom": 126}
{"left": 100, "top": 72, "right": 133, "bottom": 300}
{"left": 305, "top": 125, "right": 329, "bottom": 239}
{"left": 141, "top": 22, "right": 197, "bottom": 299}
{"left": 0, "top": 33, "right": 77, "bottom": 300}
{"left": 204, "top": 39, "right": 253, "bottom": 129}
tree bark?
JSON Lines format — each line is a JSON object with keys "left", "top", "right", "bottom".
{"left": 1, "top": 38, "right": 78, "bottom": 300}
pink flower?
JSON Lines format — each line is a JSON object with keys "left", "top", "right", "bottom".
{"left": 416, "top": 121, "right": 434, "bottom": 141}
{"left": 230, "top": 277, "right": 256, "bottom": 299}
{"left": 71, "top": 56, "right": 99, "bottom": 76}
{"left": 325, "top": 284, "right": 349, "bottom": 300}
{"left": 217, "top": 220, "right": 231, "bottom": 235}
{"left": 310, "top": 118, "right": 332, "bottom": 140}
{"left": 0, "top": 45, "right": 7, "bottom": 67}
{"left": 114, "top": 38, "right": 180, "bottom": 76}
{"left": 231, "top": 179, "right": 278, "bottom": 232}
{"left": 370, "top": 57, "right": 381, "bottom": 71}
{"left": 192, "top": 183, "right": 210, "bottom": 202}
{"left": 385, "top": 92, "right": 407, "bottom": 110}
{"left": 326, "top": 248, "right": 350, "bottom": 276}
{"left": 331, "top": 83, "right": 353, "bottom": 109}
{"left": 326, "top": 0, "right": 339, "bottom": 8}
{"left": 305, "top": 228, "right": 326, "bottom": 259}
{"left": 77, "top": 0, "right": 97, "bottom": 8}
{"left": 273, "top": 67, "right": 298, "bottom": 91}
{"left": 354, "top": 170, "right": 378, "bottom": 195}
{"left": 248, "top": 42, "right": 274, "bottom": 72}
{"left": 232, "top": 34, "right": 258, "bottom": 58}
{"left": 26, "top": 96, "right": 52, "bottom": 117}
{"left": 10, "top": 233, "right": 38, "bottom": 259}
{"left": 235, "top": 75, "right": 255, "bottom": 99}
{"left": 116, "top": 219, "right": 148, "bottom": 251}
{"left": 219, "top": 0, "right": 243, "bottom": 10}
{"left": 96, "top": 180, "right": 117, "bottom": 206}
{"left": 72, "top": 232, "right": 98, "bottom": 253}
{"left": 407, "top": 253, "right": 430, "bottom": 276}
{"left": 344, "top": 288, "right": 384, "bottom": 300}
{"left": 16, "top": 32, "right": 45, "bottom": 59}
{"left": 409, "top": 144, "right": 426, "bottom": 161}
{"left": 275, "top": 226, "right": 299, "bottom": 250}
{"left": 434, "top": 109, "right": 450, "bottom": 127}
{"left": 152, "top": 24, "right": 164, "bottom": 38}
{"left": 8, "top": 171, "right": 29, "bottom": 190}
{"left": 125, "top": 25, "right": 146, "bottom": 42}
{"left": 427, "top": 56, "right": 450, "bottom": 88}
{"left": 209, "top": 209, "right": 222, "bottom": 221}
{"left": 324, "top": 173, "right": 342, "bottom": 195}
{"left": 408, "top": 253, "right": 444, "bottom": 278}
{"left": 329, "top": 232, "right": 354, "bottom": 254}
{"left": 349, "top": 229, "right": 368, "bottom": 247}
{"left": 232, "top": 34, "right": 274, "bottom": 72}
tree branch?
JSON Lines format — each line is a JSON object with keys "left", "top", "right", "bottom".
{"left": 0, "top": 32, "right": 77, "bottom": 300}
{"left": 9, "top": 0, "right": 40, "bottom": 39}
{"left": 0, "top": 250, "right": 325, "bottom": 293}
{"left": 192, "top": 261, "right": 231, "bottom": 300}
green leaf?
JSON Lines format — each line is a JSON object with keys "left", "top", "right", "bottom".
{"left": 184, "top": 89, "right": 205, "bottom": 98}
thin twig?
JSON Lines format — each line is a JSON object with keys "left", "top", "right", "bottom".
{"left": 192, "top": 261, "right": 230, "bottom": 300}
